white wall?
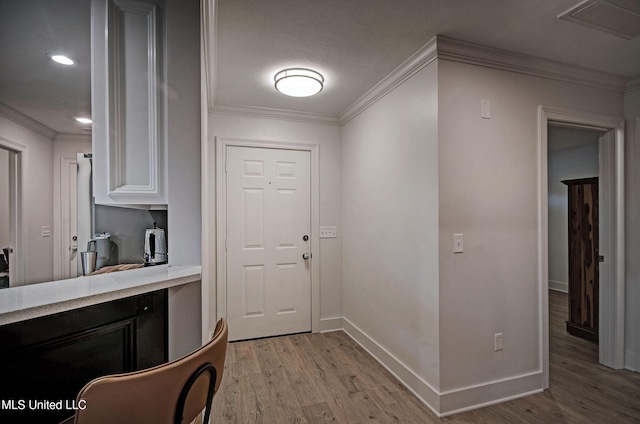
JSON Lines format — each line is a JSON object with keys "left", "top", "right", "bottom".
{"left": 547, "top": 128, "right": 599, "bottom": 293}
{"left": 624, "top": 86, "right": 640, "bottom": 372}
{"left": 166, "top": 0, "right": 203, "bottom": 359}
{"left": 341, "top": 62, "right": 440, "bottom": 396}
{"left": 209, "top": 113, "right": 343, "bottom": 327}
{"left": 0, "top": 114, "right": 54, "bottom": 285}
{"left": 166, "top": 0, "right": 202, "bottom": 267}
{"left": 437, "top": 59, "right": 623, "bottom": 408}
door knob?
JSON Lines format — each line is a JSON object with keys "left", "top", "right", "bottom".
{"left": 302, "top": 253, "right": 310, "bottom": 260}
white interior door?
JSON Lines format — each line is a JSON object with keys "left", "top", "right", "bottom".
{"left": 60, "top": 157, "right": 79, "bottom": 279}
{"left": 0, "top": 145, "right": 20, "bottom": 287}
{"left": 226, "top": 146, "right": 311, "bottom": 341}
{"left": 0, "top": 147, "right": 13, "bottom": 287}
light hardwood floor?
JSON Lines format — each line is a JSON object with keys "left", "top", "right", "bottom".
{"left": 212, "top": 291, "right": 640, "bottom": 423}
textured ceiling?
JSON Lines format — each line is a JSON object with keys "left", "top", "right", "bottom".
{"left": 1, "top": 0, "right": 639, "bottom": 135}
{"left": 216, "top": 0, "right": 640, "bottom": 117}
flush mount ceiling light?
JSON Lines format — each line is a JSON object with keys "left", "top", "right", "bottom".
{"left": 274, "top": 68, "right": 324, "bottom": 97}
{"left": 75, "top": 117, "right": 92, "bottom": 124}
{"left": 46, "top": 53, "right": 75, "bottom": 66}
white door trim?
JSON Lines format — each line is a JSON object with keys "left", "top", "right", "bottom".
{"left": 538, "top": 106, "right": 625, "bottom": 388}
{"left": 215, "top": 137, "right": 321, "bottom": 334}
{"left": 57, "top": 156, "right": 78, "bottom": 280}
{"left": 0, "top": 136, "right": 27, "bottom": 286}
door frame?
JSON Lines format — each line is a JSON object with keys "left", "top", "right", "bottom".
{"left": 538, "top": 106, "right": 625, "bottom": 388}
{"left": 215, "top": 137, "right": 321, "bottom": 335}
{"left": 0, "top": 136, "right": 26, "bottom": 287}
{"left": 57, "top": 156, "right": 79, "bottom": 280}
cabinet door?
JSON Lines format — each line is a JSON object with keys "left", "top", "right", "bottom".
{"left": 92, "top": 0, "right": 166, "bottom": 206}
{"left": 0, "top": 290, "right": 167, "bottom": 422}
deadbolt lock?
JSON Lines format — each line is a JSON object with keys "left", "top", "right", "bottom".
{"left": 303, "top": 235, "right": 309, "bottom": 241}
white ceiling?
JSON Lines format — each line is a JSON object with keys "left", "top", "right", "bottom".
{"left": 1, "top": 0, "right": 639, "bottom": 135}
{"left": 0, "top": 0, "right": 91, "bottom": 135}
{"left": 216, "top": 0, "right": 640, "bottom": 117}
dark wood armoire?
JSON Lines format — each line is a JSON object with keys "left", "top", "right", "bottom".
{"left": 562, "top": 177, "right": 599, "bottom": 342}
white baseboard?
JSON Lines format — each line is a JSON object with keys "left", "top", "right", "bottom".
{"left": 549, "top": 280, "right": 568, "bottom": 293}
{"left": 341, "top": 317, "right": 442, "bottom": 415}
{"left": 438, "top": 373, "right": 543, "bottom": 416}
{"left": 327, "top": 316, "right": 543, "bottom": 416}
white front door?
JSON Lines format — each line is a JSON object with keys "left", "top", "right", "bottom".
{"left": 225, "top": 146, "right": 311, "bottom": 341}
{"left": 61, "top": 157, "right": 78, "bottom": 279}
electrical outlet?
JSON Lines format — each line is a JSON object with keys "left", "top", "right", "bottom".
{"left": 42, "top": 226, "right": 51, "bottom": 237}
{"left": 494, "top": 333, "right": 503, "bottom": 351}
{"left": 319, "top": 226, "right": 337, "bottom": 238}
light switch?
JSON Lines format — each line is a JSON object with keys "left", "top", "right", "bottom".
{"left": 481, "top": 99, "right": 491, "bottom": 119}
{"left": 319, "top": 226, "right": 337, "bottom": 238}
{"left": 42, "top": 226, "right": 51, "bottom": 237}
{"left": 454, "top": 234, "right": 463, "bottom": 253}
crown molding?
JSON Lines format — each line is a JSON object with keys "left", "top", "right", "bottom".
{"left": 212, "top": 103, "right": 341, "bottom": 126}
{"left": 210, "top": 35, "right": 630, "bottom": 128}
{"left": 202, "top": 0, "right": 218, "bottom": 112}
{"left": 339, "top": 36, "right": 438, "bottom": 125}
{"left": 435, "top": 36, "right": 628, "bottom": 93}
{"left": 54, "top": 132, "right": 93, "bottom": 142}
{"left": 338, "top": 35, "right": 629, "bottom": 125}
{"left": 0, "top": 101, "right": 57, "bottom": 139}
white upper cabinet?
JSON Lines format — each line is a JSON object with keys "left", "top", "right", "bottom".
{"left": 92, "top": 0, "right": 167, "bottom": 207}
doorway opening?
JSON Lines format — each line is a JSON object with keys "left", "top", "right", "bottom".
{"left": 538, "top": 106, "right": 625, "bottom": 389}
{"left": 547, "top": 125, "right": 603, "bottom": 382}
{"left": 0, "top": 139, "right": 24, "bottom": 288}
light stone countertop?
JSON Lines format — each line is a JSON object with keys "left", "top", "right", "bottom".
{"left": 0, "top": 265, "right": 201, "bottom": 326}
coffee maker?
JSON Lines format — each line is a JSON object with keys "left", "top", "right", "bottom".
{"left": 144, "top": 223, "right": 167, "bottom": 266}
{"left": 87, "top": 232, "right": 112, "bottom": 270}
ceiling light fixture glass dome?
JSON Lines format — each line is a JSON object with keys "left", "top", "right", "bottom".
{"left": 274, "top": 68, "right": 324, "bottom": 97}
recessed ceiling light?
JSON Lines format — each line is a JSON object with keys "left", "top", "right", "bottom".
{"left": 47, "top": 53, "right": 75, "bottom": 66}
{"left": 75, "top": 117, "right": 92, "bottom": 124}
{"left": 274, "top": 68, "right": 324, "bottom": 97}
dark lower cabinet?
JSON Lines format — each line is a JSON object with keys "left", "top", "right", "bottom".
{"left": 0, "top": 289, "right": 167, "bottom": 423}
